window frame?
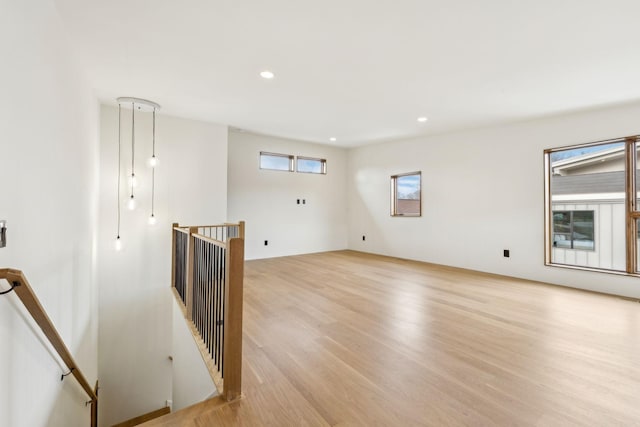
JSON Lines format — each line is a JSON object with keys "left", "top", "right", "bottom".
{"left": 391, "top": 171, "right": 422, "bottom": 217}
{"left": 259, "top": 151, "right": 294, "bottom": 172}
{"left": 544, "top": 136, "right": 639, "bottom": 275}
{"left": 296, "top": 156, "right": 327, "bottom": 174}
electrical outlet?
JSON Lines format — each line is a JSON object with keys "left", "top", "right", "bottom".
{"left": 503, "top": 249, "right": 510, "bottom": 258}
{"left": 296, "top": 199, "right": 300, "bottom": 204}
{"left": 362, "top": 235, "right": 366, "bottom": 241}
{"left": 264, "top": 240, "right": 268, "bottom": 246}
{"left": 302, "top": 199, "right": 306, "bottom": 204}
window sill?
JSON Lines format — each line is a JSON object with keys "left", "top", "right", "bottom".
{"left": 545, "top": 262, "right": 640, "bottom": 278}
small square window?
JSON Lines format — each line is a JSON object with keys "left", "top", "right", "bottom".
{"left": 260, "top": 152, "right": 294, "bottom": 172}
{"left": 391, "top": 172, "right": 421, "bottom": 216}
{"left": 296, "top": 157, "right": 326, "bottom": 174}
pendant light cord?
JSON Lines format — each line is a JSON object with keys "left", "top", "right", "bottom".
{"left": 117, "top": 104, "right": 122, "bottom": 237}
{"left": 151, "top": 169, "right": 155, "bottom": 214}
{"left": 151, "top": 108, "right": 156, "bottom": 216}
{"left": 131, "top": 102, "right": 135, "bottom": 198}
{"left": 152, "top": 108, "right": 156, "bottom": 157}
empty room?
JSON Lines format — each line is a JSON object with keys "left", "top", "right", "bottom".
{"left": 1, "top": 1, "right": 639, "bottom": 426}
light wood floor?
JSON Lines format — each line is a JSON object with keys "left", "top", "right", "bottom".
{"left": 146, "top": 250, "right": 640, "bottom": 426}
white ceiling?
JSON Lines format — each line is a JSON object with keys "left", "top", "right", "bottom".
{"left": 54, "top": 0, "right": 640, "bottom": 147}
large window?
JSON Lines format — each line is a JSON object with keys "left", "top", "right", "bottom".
{"left": 260, "top": 152, "right": 293, "bottom": 172}
{"left": 391, "top": 172, "right": 421, "bottom": 216}
{"left": 544, "top": 137, "right": 640, "bottom": 273}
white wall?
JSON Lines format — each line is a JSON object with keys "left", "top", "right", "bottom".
{"left": 0, "top": 2, "right": 99, "bottom": 426}
{"left": 228, "top": 131, "right": 348, "bottom": 259}
{"left": 348, "top": 102, "right": 640, "bottom": 299}
{"left": 97, "top": 106, "right": 227, "bottom": 426}
{"left": 170, "top": 298, "right": 217, "bottom": 412}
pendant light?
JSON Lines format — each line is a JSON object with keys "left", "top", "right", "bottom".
{"left": 148, "top": 107, "right": 158, "bottom": 225}
{"left": 115, "top": 103, "right": 123, "bottom": 251}
{"left": 128, "top": 100, "right": 137, "bottom": 210}
{"left": 149, "top": 108, "right": 159, "bottom": 168}
{"left": 115, "top": 97, "right": 161, "bottom": 246}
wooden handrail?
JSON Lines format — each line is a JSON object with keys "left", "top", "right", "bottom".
{"left": 192, "top": 233, "right": 227, "bottom": 248}
{"left": 0, "top": 269, "right": 98, "bottom": 426}
{"left": 171, "top": 221, "right": 245, "bottom": 239}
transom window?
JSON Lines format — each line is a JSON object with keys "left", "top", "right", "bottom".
{"left": 391, "top": 172, "right": 421, "bottom": 217}
{"left": 296, "top": 157, "right": 326, "bottom": 174}
{"left": 260, "top": 152, "right": 294, "bottom": 172}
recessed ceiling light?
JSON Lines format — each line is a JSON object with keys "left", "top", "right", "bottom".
{"left": 417, "top": 117, "right": 428, "bottom": 123}
{"left": 260, "top": 70, "right": 275, "bottom": 79}
{"left": 329, "top": 137, "right": 337, "bottom": 142}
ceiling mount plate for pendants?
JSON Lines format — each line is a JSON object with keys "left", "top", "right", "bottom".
{"left": 117, "top": 97, "right": 161, "bottom": 112}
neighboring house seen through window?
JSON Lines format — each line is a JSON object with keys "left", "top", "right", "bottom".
{"left": 544, "top": 137, "right": 640, "bottom": 273}
{"left": 552, "top": 210, "right": 594, "bottom": 250}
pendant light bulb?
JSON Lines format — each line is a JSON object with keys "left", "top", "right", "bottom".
{"left": 148, "top": 214, "right": 157, "bottom": 225}
{"left": 115, "top": 236, "right": 122, "bottom": 251}
{"left": 149, "top": 155, "right": 159, "bottom": 168}
{"left": 127, "top": 195, "right": 136, "bottom": 210}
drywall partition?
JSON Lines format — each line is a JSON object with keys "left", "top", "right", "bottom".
{"left": 348, "top": 102, "right": 640, "bottom": 299}
{"left": 0, "top": 2, "right": 100, "bottom": 426}
{"left": 228, "top": 131, "right": 348, "bottom": 259}
{"left": 170, "top": 297, "right": 217, "bottom": 412}
{"left": 97, "top": 106, "right": 228, "bottom": 426}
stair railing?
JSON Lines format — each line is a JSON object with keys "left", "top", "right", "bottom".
{"left": 0, "top": 269, "right": 98, "bottom": 427}
{"left": 171, "top": 221, "right": 245, "bottom": 402}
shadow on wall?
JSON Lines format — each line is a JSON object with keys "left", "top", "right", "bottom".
{"left": 351, "top": 189, "right": 389, "bottom": 254}
{"left": 99, "top": 286, "right": 172, "bottom": 427}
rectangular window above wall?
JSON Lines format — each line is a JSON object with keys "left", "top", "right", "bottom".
{"left": 391, "top": 172, "right": 421, "bottom": 217}
{"left": 296, "top": 156, "right": 326, "bottom": 174}
{"left": 260, "top": 152, "right": 294, "bottom": 171}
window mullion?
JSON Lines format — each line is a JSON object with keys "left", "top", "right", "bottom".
{"left": 624, "top": 137, "right": 637, "bottom": 273}
{"left": 544, "top": 153, "right": 552, "bottom": 264}
{"left": 569, "top": 211, "right": 574, "bottom": 250}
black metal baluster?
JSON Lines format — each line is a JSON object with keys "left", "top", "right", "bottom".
{"left": 220, "top": 248, "right": 226, "bottom": 376}
{"left": 206, "top": 240, "right": 211, "bottom": 353}
{"left": 214, "top": 244, "right": 219, "bottom": 365}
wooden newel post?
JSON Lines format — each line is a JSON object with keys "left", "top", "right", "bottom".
{"left": 238, "top": 221, "right": 245, "bottom": 240}
{"left": 91, "top": 380, "right": 99, "bottom": 427}
{"left": 223, "top": 237, "right": 244, "bottom": 401}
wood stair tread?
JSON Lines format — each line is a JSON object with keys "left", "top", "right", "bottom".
{"left": 139, "top": 396, "right": 232, "bottom": 426}
{"left": 112, "top": 407, "right": 171, "bottom": 427}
